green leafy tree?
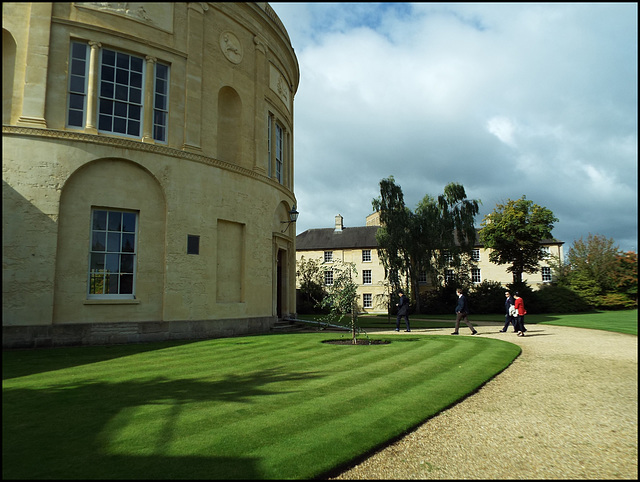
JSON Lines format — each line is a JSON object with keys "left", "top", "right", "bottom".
{"left": 479, "top": 196, "right": 558, "bottom": 283}
{"left": 319, "top": 261, "right": 361, "bottom": 344}
{"left": 615, "top": 251, "right": 638, "bottom": 303}
{"left": 567, "top": 234, "right": 620, "bottom": 292}
{"left": 373, "top": 177, "right": 479, "bottom": 312}
{"left": 295, "top": 256, "right": 327, "bottom": 314}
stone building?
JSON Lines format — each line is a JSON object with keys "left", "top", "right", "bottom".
{"left": 3, "top": 2, "right": 299, "bottom": 347}
{"left": 296, "top": 214, "right": 564, "bottom": 314}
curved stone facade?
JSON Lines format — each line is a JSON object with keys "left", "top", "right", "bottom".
{"left": 2, "top": 2, "right": 299, "bottom": 347}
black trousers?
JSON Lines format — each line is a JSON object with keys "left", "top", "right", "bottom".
{"left": 396, "top": 313, "right": 410, "bottom": 331}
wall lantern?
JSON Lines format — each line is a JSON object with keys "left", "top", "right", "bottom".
{"left": 281, "top": 205, "right": 299, "bottom": 232}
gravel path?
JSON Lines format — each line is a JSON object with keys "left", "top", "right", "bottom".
{"left": 330, "top": 323, "right": 638, "bottom": 480}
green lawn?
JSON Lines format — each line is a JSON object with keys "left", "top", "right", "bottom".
{"left": 346, "top": 309, "right": 638, "bottom": 336}
{"left": 3, "top": 333, "right": 519, "bottom": 480}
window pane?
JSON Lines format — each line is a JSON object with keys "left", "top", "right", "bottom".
{"left": 127, "top": 120, "right": 140, "bottom": 136}
{"left": 100, "top": 82, "right": 114, "bottom": 98}
{"left": 116, "top": 52, "right": 129, "bottom": 69}
{"left": 122, "top": 212, "right": 136, "bottom": 232}
{"left": 120, "top": 254, "right": 134, "bottom": 272}
{"left": 72, "top": 42, "right": 87, "bottom": 59}
{"left": 116, "top": 68, "right": 129, "bottom": 85}
{"left": 93, "top": 210, "right": 107, "bottom": 230}
{"left": 102, "top": 49, "right": 115, "bottom": 66}
{"left": 106, "top": 273, "right": 119, "bottom": 294}
{"left": 114, "top": 101, "right": 127, "bottom": 117}
{"left": 113, "top": 117, "right": 127, "bottom": 133}
{"left": 68, "top": 110, "right": 83, "bottom": 127}
{"left": 90, "top": 253, "right": 105, "bottom": 271}
{"left": 107, "top": 232, "right": 121, "bottom": 252}
{"left": 69, "top": 76, "right": 85, "bottom": 93}
{"left": 92, "top": 231, "right": 106, "bottom": 251}
{"left": 98, "top": 114, "right": 112, "bottom": 131}
{"left": 108, "top": 212, "right": 122, "bottom": 231}
{"left": 130, "top": 71, "right": 142, "bottom": 89}
{"left": 69, "top": 93, "right": 84, "bottom": 110}
{"left": 115, "top": 84, "right": 128, "bottom": 101}
{"left": 130, "top": 56, "right": 143, "bottom": 72}
{"left": 101, "top": 64, "right": 115, "bottom": 82}
{"left": 120, "top": 274, "right": 133, "bottom": 294}
{"left": 90, "top": 274, "right": 104, "bottom": 294}
{"left": 128, "top": 104, "right": 141, "bottom": 121}
{"left": 129, "top": 87, "right": 142, "bottom": 104}
{"left": 105, "top": 253, "right": 119, "bottom": 273}
{"left": 99, "top": 99, "right": 113, "bottom": 115}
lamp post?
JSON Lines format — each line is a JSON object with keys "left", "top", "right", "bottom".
{"left": 281, "top": 205, "right": 299, "bottom": 233}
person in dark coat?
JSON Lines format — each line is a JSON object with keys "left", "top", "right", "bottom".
{"left": 395, "top": 290, "right": 411, "bottom": 332}
{"left": 500, "top": 291, "right": 516, "bottom": 333}
{"left": 452, "top": 288, "right": 478, "bottom": 335}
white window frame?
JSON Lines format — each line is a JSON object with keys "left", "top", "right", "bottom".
{"left": 362, "top": 270, "right": 372, "bottom": 285}
{"left": 67, "top": 41, "right": 170, "bottom": 142}
{"left": 471, "top": 268, "right": 481, "bottom": 283}
{"left": 88, "top": 208, "right": 138, "bottom": 299}
{"left": 324, "top": 251, "right": 333, "bottom": 263}
{"left": 472, "top": 249, "right": 480, "bottom": 261}
{"left": 541, "top": 266, "right": 552, "bottom": 282}
{"left": 324, "top": 270, "right": 334, "bottom": 286}
{"left": 362, "top": 249, "right": 371, "bottom": 263}
{"left": 363, "top": 293, "right": 372, "bottom": 309}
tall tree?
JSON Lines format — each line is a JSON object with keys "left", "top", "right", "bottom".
{"left": 566, "top": 233, "right": 620, "bottom": 292}
{"left": 479, "top": 196, "right": 558, "bottom": 283}
{"left": 373, "top": 177, "right": 479, "bottom": 312}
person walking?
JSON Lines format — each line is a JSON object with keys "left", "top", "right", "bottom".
{"left": 452, "top": 288, "right": 478, "bottom": 335}
{"left": 395, "top": 290, "right": 411, "bottom": 332}
{"left": 500, "top": 291, "right": 516, "bottom": 333}
{"left": 513, "top": 291, "right": 527, "bottom": 336}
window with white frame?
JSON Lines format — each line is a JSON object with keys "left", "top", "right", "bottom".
{"left": 275, "top": 123, "right": 283, "bottom": 183}
{"left": 542, "top": 246, "right": 551, "bottom": 258}
{"left": 362, "top": 249, "right": 371, "bottom": 262}
{"left": 419, "top": 271, "right": 427, "bottom": 284}
{"left": 472, "top": 268, "right": 481, "bottom": 283}
{"left": 67, "top": 41, "right": 169, "bottom": 142}
{"left": 89, "top": 209, "right": 137, "bottom": 298}
{"left": 324, "top": 251, "right": 333, "bottom": 263}
{"left": 542, "top": 266, "right": 552, "bottom": 282}
{"left": 363, "top": 270, "right": 372, "bottom": 285}
{"left": 363, "top": 293, "right": 372, "bottom": 309}
{"left": 472, "top": 249, "right": 480, "bottom": 261}
{"left": 152, "top": 62, "right": 169, "bottom": 143}
{"left": 67, "top": 42, "right": 89, "bottom": 127}
{"left": 445, "top": 269, "right": 455, "bottom": 284}
{"left": 443, "top": 252, "right": 453, "bottom": 265}
{"left": 324, "top": 270, "right": 333, "bottom": 286}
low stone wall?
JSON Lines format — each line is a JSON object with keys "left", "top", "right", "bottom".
{"left": 2, "top": 317, "right": 275, "bottom": 349}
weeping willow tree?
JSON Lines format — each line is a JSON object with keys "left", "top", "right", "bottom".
{"left": 373, "top": 176, "right": 480, "bottom": 313}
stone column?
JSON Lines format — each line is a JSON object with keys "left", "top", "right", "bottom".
{"left": 16, "top": 2, "right": 53, "bottom": 128}
{"left": 182, "top": 2, "right": 206, "bottom": 152}
{"left": 142, "top": 56, "right": 157, "bottom": 143}
{"left": 85, "top": 41, "right": 101, "bottom": 134}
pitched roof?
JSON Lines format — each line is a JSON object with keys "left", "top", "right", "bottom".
{"left": 296, "top": 226, "right": 564, "bottom": 251}
{"left": 296, "top": 226, "right": 379, "bottom": 251}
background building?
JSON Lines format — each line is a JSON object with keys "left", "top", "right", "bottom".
{"left": 296, "top": 213, "right": 564, "bottom": 314}
{"left": 3, "top": 2, "right": 299, "bottom": 347}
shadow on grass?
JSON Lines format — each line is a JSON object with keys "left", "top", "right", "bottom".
{"left": 2, "top": 340, "right": 198, "bottom": 380}
{"left": 2, "top": 367, "right": 325, "bottom": 479}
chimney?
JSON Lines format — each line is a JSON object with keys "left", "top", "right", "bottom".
{"left": 334, "top": 214, "right": 343, "bottom": 232}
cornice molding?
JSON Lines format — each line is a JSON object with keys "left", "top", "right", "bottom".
{"left": 2, "top": 126, "right": 294, "bottom": 198}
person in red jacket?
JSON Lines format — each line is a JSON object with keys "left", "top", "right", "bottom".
{"left": 514, "top": 292, "right": 527, "bottom": 336}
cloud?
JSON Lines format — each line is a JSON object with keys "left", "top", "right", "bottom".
{"left": 271, "top": 3, "right": 638, "bottom": 252}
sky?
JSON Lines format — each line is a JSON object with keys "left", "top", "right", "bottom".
{"left": 270, "top": 2, "right": 638, "bottom": 253}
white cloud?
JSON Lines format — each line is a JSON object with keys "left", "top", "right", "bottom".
{"left": 271, "top": 2, "right": 638, "bottom": 252}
